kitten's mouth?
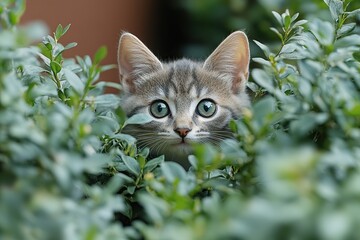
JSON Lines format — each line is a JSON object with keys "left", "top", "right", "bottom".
{"left": 175, "top": 140, "right": 188, "bottom": 145}
{"left": 172, "top": 138, "right": 190, "bottom": 146}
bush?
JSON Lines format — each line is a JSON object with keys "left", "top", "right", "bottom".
{"left": 1, "top": 0, "right": 360, "bottom": 239}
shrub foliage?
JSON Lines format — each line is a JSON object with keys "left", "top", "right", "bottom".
{"left": 1, "top": 0, "right": 360, "bottom": 239}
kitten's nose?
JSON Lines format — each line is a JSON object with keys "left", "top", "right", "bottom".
{"left": 174, "top": 128, "right": 191, "bottom": 138}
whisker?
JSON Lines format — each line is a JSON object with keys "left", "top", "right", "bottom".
{"left": 122, "top": 124, "right": 233, "bottom": 158}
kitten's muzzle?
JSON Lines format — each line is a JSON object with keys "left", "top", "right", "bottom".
{"left": 174, "top": 128, "right": 191, "bottom": 138}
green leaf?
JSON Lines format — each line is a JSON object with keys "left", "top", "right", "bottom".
{"left": 318, "top": 211, "right": 350, "bottom": 240}
{"left": 290, "top": 112, "right": 329, "bottom": 136}
{"left": 38, "top": 43, "right": 52, "bottom": 60}
{"left": 298, "top": 77, "right": 312, "bottom": 99}
{"left": 252, "top": 69, "right": 275, "bottom": 92}
{"left": 337, "top": 23, "right": 356, "bottom": 38}
{"left": 54, "top": 53, "right": 63, "bottom": 64}
{"left": 127, "top": 185, "right": 136, "bottom": 195}
{"left": 272, "top": 11, "right": 283, "bottom": 26}
{"left": 112, "top": 133, "right": 136, "bottom": 145}
{"left": 104, "top": 175, "right": 125, "bottom": 195}
{"left": 252, "top": 97, "right": 277, "bottom": 126}
{"left": 346, "top": 103, "right": 360, "bottom": 116}
{"left": 309, "top": 19, "right": 334, "bottom": 46}
{"left": 160, "top": 162, "right": 186, "bottom": 183}
{"left": 22, "top": 65, "right": 47, "bottom": 76}
{"left": 290, "top": 13, "right": 299, "bottom": 22}
{"left": 50, "top": 61, "right": 62, "bottom": 74}
{"left": 100, "top": 64, "right": 117, "bottom": 72}
{"left": 63, "top": 68, "right": 84, "bottom": 95}
{"left": 54, "top": 24, "right": 71, "bottom": 41}
{"left": 83, "top": 154, "right": 112, "bottom": 174}
{"left": 94, "top": 46, "right": 107, "bottom": 65}
{"left": 53, "top": 44, "right": 65, "bottom": 58}
{"left": 54, "top": 102, "right": 72, "bottom": 118}
{"left": 292, "top": 19, "right": 308, "bottom": 28}
{"left": 8, "top": 11, "right": 19, "bottom": 25}
{"left": 138, "top": 194, "right": 168, "bottom": 224}
{"left": 62, "top": 24, "right": 71, "bottom": 36}
{"left": 270, "top": 27, "right": 283, "bottom": 42}
{"left": 122, "top": 155, "right": 141, "bottom": 176}
{"left": 44, "top": 42, "right": 53, "bottom": 51}
{"left": 100, "top": 81, "right": 122, "bottom": 91}
{"left": 335, "top": 34, "right": 360, "bottom": 48}
{"left": 192, "top": 143, "right": 218, "bottom": 167}
{"left": 94, "top": 94, "right": 121, "bottom": 112}
{"left": 298, "top": 60, "right": 323, "bottom": 81}
{"left": 346, "top": 9, "right": 360, "bottom": 18}
{"left": 43, "top": 35, "right": 56, "bottom": 46}
{"left": 284, "top": 15, "right": 291, "bottom": 30}
{"left": 280, "top": 43, "right": 297, "bottom": 56}
{"left": 92, "top": 115, "right": 120, "bottom": 135}
{"left": 252, "top": 57, "right": 271, "bottom": 67}
{"left": 253, "top": 40, "right": 271, "bottom": 57}
{"left": 54, "top": 24, "right": 63, "bottom": 40}
{"left": 64, "top": 42, "right": 77, "bottom": 50}
{"left": 123, "top": 113, "right": 152, "bottom": 127}
{"left": 353, "top": 52, "right": 360, "bottom": 62}
{"left": 144, "top": 155, "right": 164, "bottom": 173}
{"left": 84, "top": 55, "right": 92, "bottom": 66}
{"left": 324, "top": 0, "right": 343, "bottom": 21}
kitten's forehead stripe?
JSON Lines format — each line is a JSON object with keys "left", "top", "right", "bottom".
{"left": 188, "top": 68, "right": 201, "bottom": 97}
{"left": 171, "top": 81, "right": 178, "bottom": 94}
{"left": 157, "top": 88, "right": 165, "bottom": 98}
{"left": 164, "top": 66, "right": 174, "bottom": 97}
{"left": 169, "top": 64, "right": 178, "bottom": 94}
{"left": 172, "top": 60, "right": 192, "bottom": 95}
{"left": 199, "top": 87, "right": 208, "bottom": 98}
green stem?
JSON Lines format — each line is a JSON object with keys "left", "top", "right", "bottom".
{"left": 52, "top": 71, "right": 61, "bottom": 89}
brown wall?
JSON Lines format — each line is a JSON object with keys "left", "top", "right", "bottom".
{"left": 21, "top": 0, "right": 158, "bottom": 91}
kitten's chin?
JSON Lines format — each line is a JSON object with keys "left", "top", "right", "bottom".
{"left": 171, "top": 142, "right": 193, "bottom": 153}
{"left": 161, "top": 143, "right": 193, "bottom": 168}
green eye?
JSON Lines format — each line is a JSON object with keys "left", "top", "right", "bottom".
{"left": 196, "top": 99, "right": 216, "bottom": 118}
{"left": 150, "top": 100, "right": 170, "bottom": 118}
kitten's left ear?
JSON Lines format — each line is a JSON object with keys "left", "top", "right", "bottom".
{"left": 203, "top": 31, "right": 250, "bottom": 94}
{"left": 118, "top": 32, "right": 162, "bottom": 93}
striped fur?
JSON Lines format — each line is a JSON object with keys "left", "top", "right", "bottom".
{"left": 118, "top": 31, "right": 250, "bottom": 165}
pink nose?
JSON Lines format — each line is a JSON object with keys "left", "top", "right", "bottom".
{"left": 174, "top": 128, "right": 191, "bottom": 138}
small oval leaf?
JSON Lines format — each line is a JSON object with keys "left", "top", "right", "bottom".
{"left": 94, "top": 46, "right": 107, "bottom": 64}
{"left": 122, "top": 155, "right": 141, "bottom": 176}
{"left": 161, "top": 162, "right": 186, "bottom": 183}
{"left": 63, "top": 68, "right": 84, "bottom": 95}
{"left": 123, "top": 113, "right": 152, "bottom": 127}
{"left": 50, "top": 61, "right": 62, "bottom": 74}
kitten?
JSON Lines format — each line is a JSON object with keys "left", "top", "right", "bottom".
{"left": 117, "top": 31, "right": 250, "bottom": 165}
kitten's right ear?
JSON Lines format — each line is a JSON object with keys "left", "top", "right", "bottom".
{"left": 203, "top": 31, "right": 250, "bottom": 94}
{"left": 118, "top": 32, "right": 162, "bottom": 92}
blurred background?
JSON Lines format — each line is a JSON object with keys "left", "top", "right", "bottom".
{"left": 21, "top": 0, "right": 359, "bottom": 89}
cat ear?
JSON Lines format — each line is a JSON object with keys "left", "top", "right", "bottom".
{"left": 203, "top": 31, "right": 250, "bottom": 94}
{"left": 118, "top": 32, "right": 162, "bottom": 92}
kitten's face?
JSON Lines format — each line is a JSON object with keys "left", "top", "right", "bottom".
{"left": 118, "top": 31, "right": 250, "bottom": 164}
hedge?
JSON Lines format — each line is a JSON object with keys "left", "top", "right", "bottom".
{"left": 1, "top": 0, "right": 360, "bottom": 239}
